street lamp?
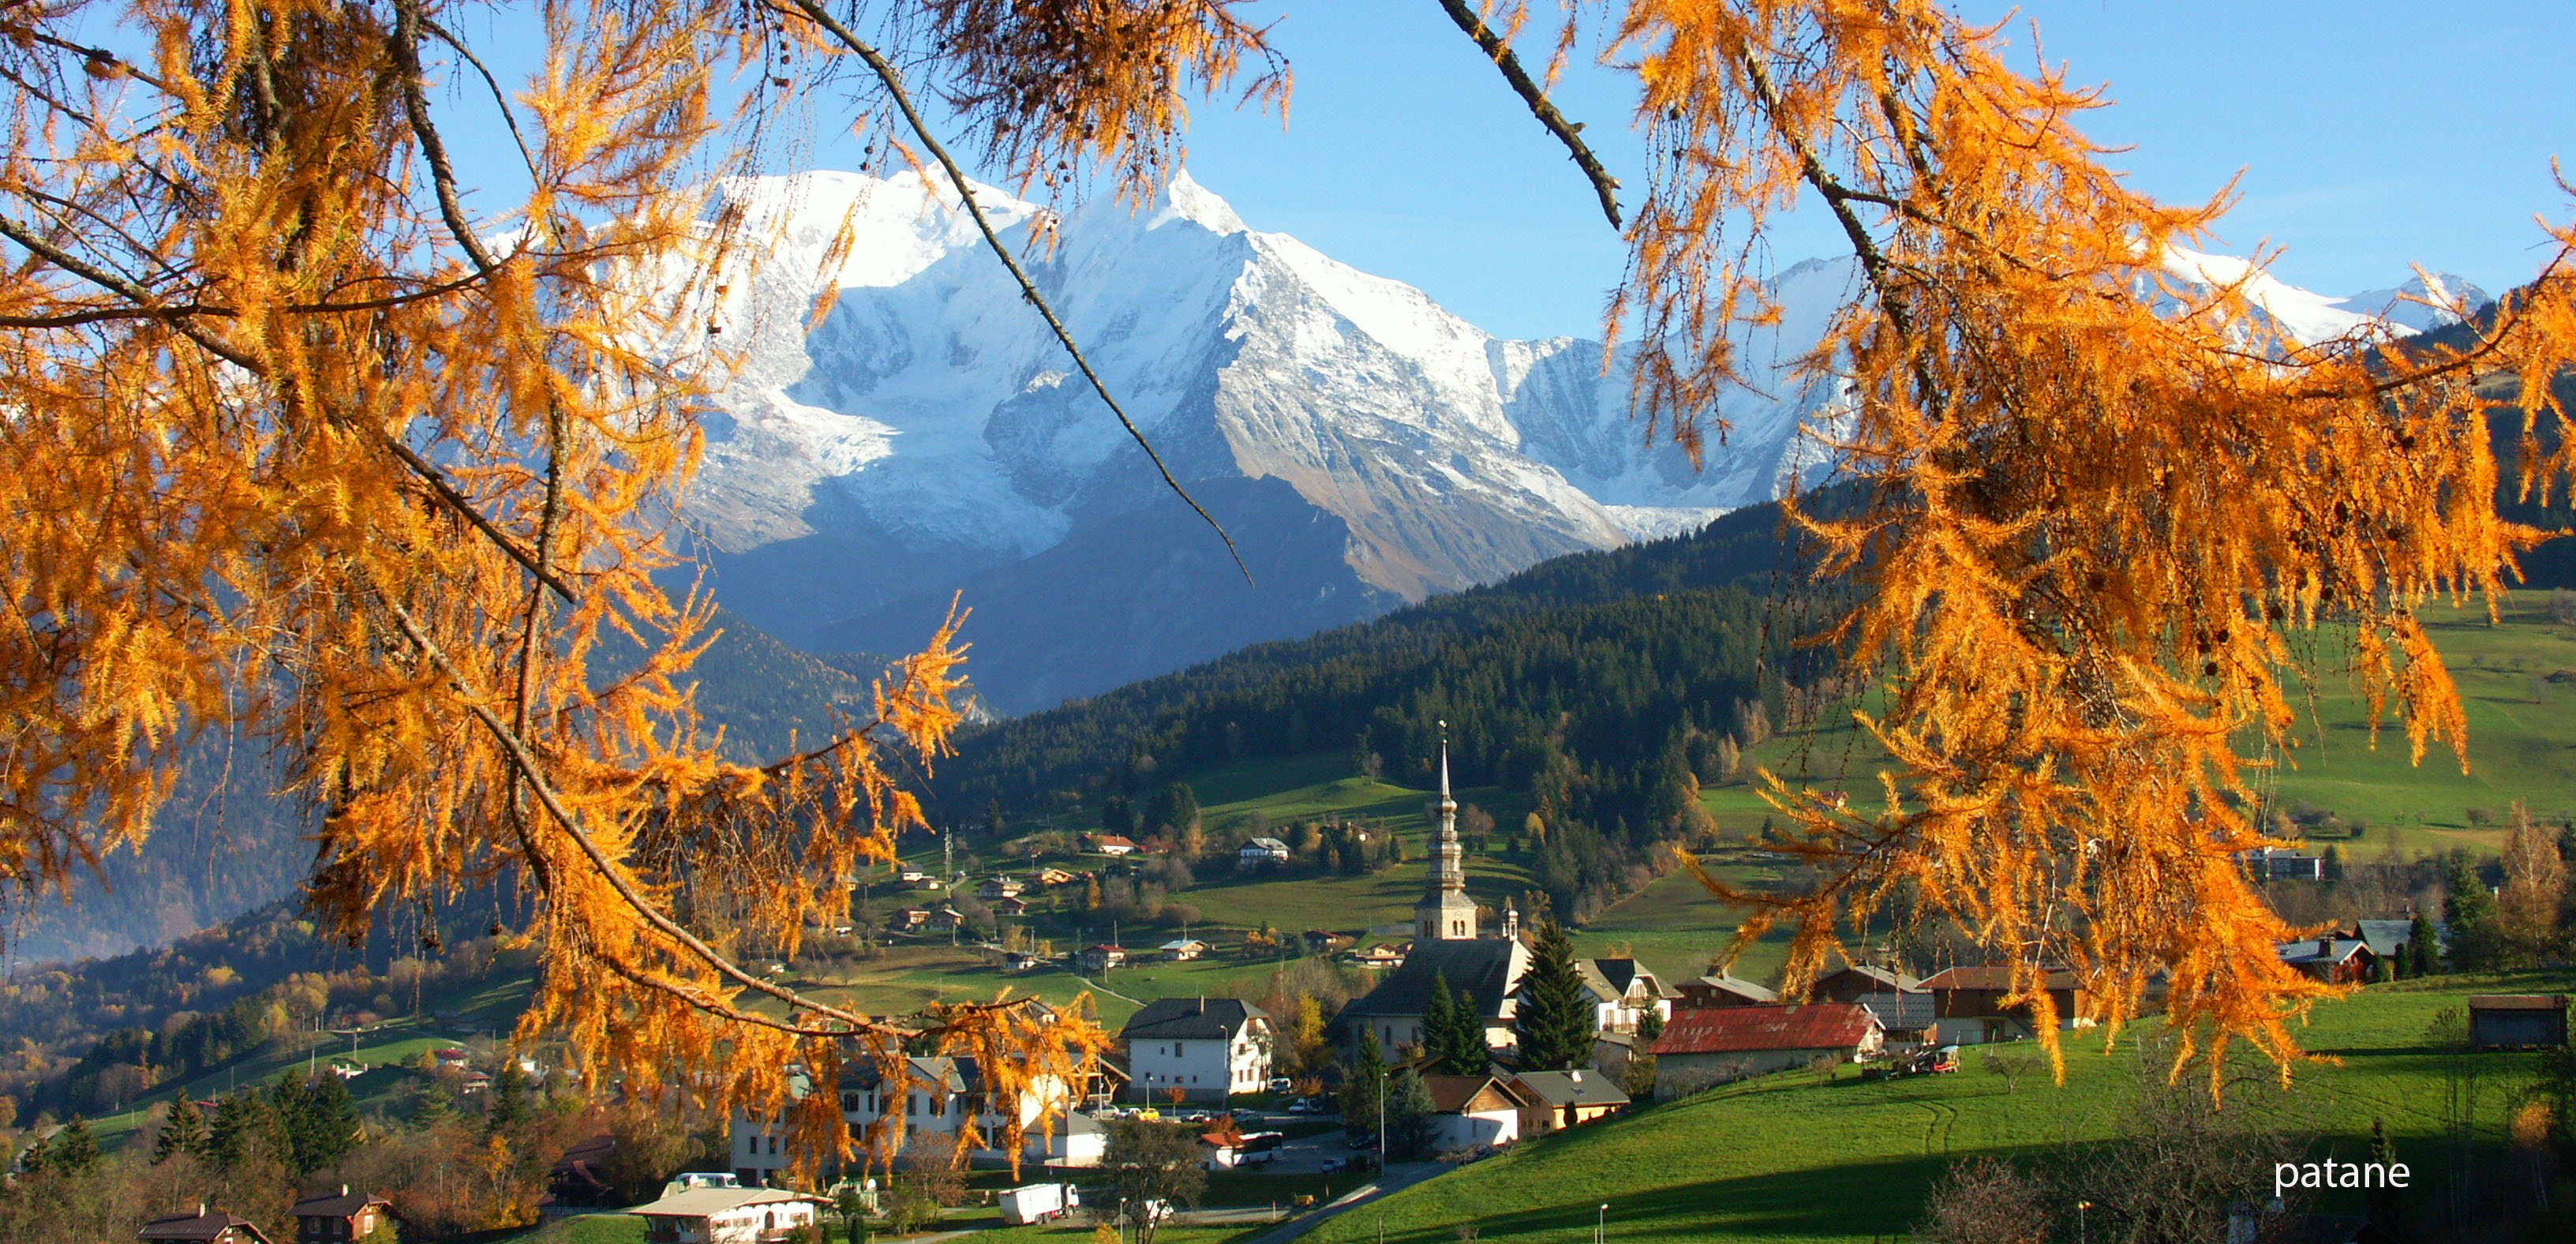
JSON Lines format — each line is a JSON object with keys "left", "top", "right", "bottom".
{"left": 1597, "top": 1203, "right": 1609, "bottom": 1244}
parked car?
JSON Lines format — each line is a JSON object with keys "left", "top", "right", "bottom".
{"left": 1267, "top": 1077, "right": 1294, "bottom": 1093}
{"left": 1286, "top": 1099, "right": 1320, "bottom": 1115}
{"left": 1346, "top": 1132, "right": 1378, "bottom": 1150}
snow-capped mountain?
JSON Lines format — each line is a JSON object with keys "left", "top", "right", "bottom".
{"left": 675, "top": 170, "right": 2484, "bottom": 713}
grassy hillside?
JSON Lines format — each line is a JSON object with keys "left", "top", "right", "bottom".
{"left": 1301, "top": 972, "right": 2563, "bottom": 1244}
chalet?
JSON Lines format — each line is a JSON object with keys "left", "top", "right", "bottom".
{"left": 993, "top": 895, "right": 1031, "bottom": 917}
{"left": 897, "top": 868, "right": 931, "bottom": 885}
{"left": 1420, "top": 1073, "right": 1535, "bottom": 1151}
{"left": 1855, "top": 991, "right": 1938, "bottom": 1049}
{"left": 1332, "top": 745, "right": 1530, "bottom": 1058}
{"left": 1302, "top": 929, "right": 1352, "bottom": 956}
{"left": 290, "top": 1187, "right": 393, "bottom": 1244}
{"left": 433, "top": 1046, "right": 470, "bottom": 1067}
{"left": 732, "top": 1042, "right": 1104, "bottom": 1178}
{"left": 1121, "top": 997, "right": 1273, "bottom": 1102}
{"left": 139, "top": 1208, "right": 275, "bottom": 1244}
{"left": 459, "top": 1070, "right": 492, "bottom": 1096}
{"left": 1000, "top": 950, "right": 1040, "bottom": 972}
{"left": 1346, "top": 942, "right": 1408, "bottom": 969}
{"left": 1509, "top": 1068, "right": 1629, "bottom": 1135}
{"left": 2277, "top": 935, "right": 2376, "bottom": 984}
{"left": 1919, "top": 965, "right": 2088, "bottom": 1044}
{"left": 1238, "top": 837, "right": 1292, "bottom": 868}
{"left": 1569, "top": 957, "right": 1671, "bottom": 1032}
{"left": 2469, "top": 995, "right": 2569, "bottom": 1049}
{"left": 628, "top": 1186, "right": 823, "bottom": 1244}
{"left": 1035, "top": 867, "right": 1080, "bottom": 888}
{"left": 1085, "top": 834, "right": 1140, "bottom": 856}
{"left": 929, "top": 905, "right": 966, "bottom": 931}
{"left": 1077, "top": 944, "right": 1128, "bottom": 973}
{"left": 886, "top": 907, "right": 930, "bottom": 932}
{"left": 1646, "top": 1003, "right": 1885, "bottom": 1095}
{"left": 977, "top": 877, "right": 1024, "bottom": 901}
{"left": 1811, "top": 965, "right": 1923, "bottom": 1004}
{"left": 2243, "top": 847, "right": 2325, "bottom": 882}
{"left": 1159, "top": 939, "right": 1208, "bottom": 962}
{"left": 1673, "top": 973, "right": 1778, "bottom": 1010}
{"left": 547, "top": 1133, "right": 617, "bottom": 1210}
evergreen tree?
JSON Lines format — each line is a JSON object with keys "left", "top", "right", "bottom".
{"left": 297, "top": 1073, "right": 361, "bottom": 1174}
{"left": 208, "top": 1092, "right": 283, "bottom": 1173}
{"left": 268, "top": 1071, "right": 311, "bottom": 1171}
{"left": 2321, "top": 845, "right": 2346, "bottom": 884}
{"left": 1511, "top": 920, "right": 1594, "bottom": 1071}
{"left": 1339, "top": 1028, "right": 1387, "bottom": 1131}
{"left": 2409, "top": 909, "right": 2442, "bottom": 977}
{"left": 1418, "top": 972, "right": 1458, "bottom": 1067}
{"left": 154, "top": 1093, "right": 208, "bottom": 1164}
{"left": 1383, "top": 1070, "right": 1438, "bottom": 1160}
{"left": 51, "top": 1116, "right": 100, "bottom": 1175}
{"left": 2366, "top": 1117, "right": 2406, "bottom": 1232}
{"left": 1448, "top": 984, "right": 1487, "bottom": 1072}
{"left": 1637, "top": 1009, "right": 1666, "bottom": 1043}
{"left": 487, "top": 1063, "right": 533, "bottom": 1137}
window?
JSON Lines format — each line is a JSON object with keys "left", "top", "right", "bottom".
{"left": 932, "top": 1094, "right": 945, "bottom": 1118}
{"left": 769, "top": 1134, "right": 779, "bottom": 1154}
{"left": 1174, "top": 1041, "right": 1185, "bottom": 1058}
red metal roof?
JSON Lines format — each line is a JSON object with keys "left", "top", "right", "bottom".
{"left": 1645, "top": 1003, "right": 1879, "bottom": 1055}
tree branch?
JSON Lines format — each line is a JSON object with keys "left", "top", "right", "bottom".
{"left": 389, "top": 0, "right": 502, "bottom": 274}
{"left": 773, "top": 0, "right": 1252, "bottom": 586}
{"left": 1433, "top": 0, "right": 1623, "bottom": 229}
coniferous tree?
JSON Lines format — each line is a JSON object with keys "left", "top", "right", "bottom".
{"left": 297, "top": 1073, "right": 361, "bottom": 1174}
{"left": 1418, "top": 972, "right": 1458, "bottom": 1067}
{"left": 2409, "top": 910, "right": 2442, "bottom": 977}
{"left": 488, "top": 1063, "right": 534, "bottom": 1138}
{"left": 1512, "top": 920, "right": 1593, "bottom": 1071}
{"left": 1383, "top": 1070, "right": 1438, "bottom": 1160}
{"left": 1448, "top": 984, "right": 1488, "bottom": 1072}
{"left": 154, "top": 1093, "right": 208, "bottom": 1165}
{"left": 1339, "top": 1029, "right": 1387, "bottom": 1130}
{"left": 51, "top": 1115, "right": 100, "bottom": 1176}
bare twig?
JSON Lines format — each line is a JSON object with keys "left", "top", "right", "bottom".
{"left": 773, "top": 0, "right": 1252, "bottom": 586}
{"left": 390, "top": 0, "right": 502, "bottom": 274}
{"left": 1433, "top": 0, "right": 1623, "bottom": 229}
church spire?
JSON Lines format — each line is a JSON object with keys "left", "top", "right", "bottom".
{"left": 1417, "top": 720, "right": 1476, "bottom": 941}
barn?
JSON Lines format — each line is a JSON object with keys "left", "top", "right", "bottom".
{"left": 2469, "top": 995, "right": 2568, "bottom": 1050}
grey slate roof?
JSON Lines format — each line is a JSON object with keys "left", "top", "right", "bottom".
{"left": 1121, "top": 997, "right": 1268, "bottom": 1042}
{"left": 1687, "top": 973, "right": 1778, "bottom": 1003}
{"left": 1339, "top": 939, "right": 1526, "bottom": 1021}
{"left": 1856, "top": 991, "right": 1938, "bottom": 1032}
{"left": 2351, "top": 918, "right": 2447, "bottom": 959}
{"left": 1511, "top": 1069, "right": 1631, "bottom": 1109}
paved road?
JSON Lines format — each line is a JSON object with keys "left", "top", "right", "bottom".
{"left": 1225, "top": 1162, "right": 1451, "bottom": 1244}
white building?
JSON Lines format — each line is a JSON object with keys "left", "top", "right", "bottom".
{"left": 1237, "top": 837, "right": 1290, "bottom": 868}
{"left": 730, "top": 1052, "right": 1094, "bottom": 1184}
{"left": 627, "top": 1186, "right": 823, "bottom": 1244}
{"left": 1119, "top": 997, "right": 1272, "bottom": 1103}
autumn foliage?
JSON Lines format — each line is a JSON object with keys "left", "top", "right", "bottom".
{"left": 1, "top": 0, "right": 2570, "bottom": 1170}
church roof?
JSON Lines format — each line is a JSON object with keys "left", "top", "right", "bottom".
{"left": 1338, "top": 938, "right": 1527, "bottom": 1021}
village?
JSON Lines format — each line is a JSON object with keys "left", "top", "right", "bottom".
{"left": 112, "top": 746, "right": 2575, "bottom": 1244}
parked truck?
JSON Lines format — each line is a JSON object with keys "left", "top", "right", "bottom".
{"left": 999, "top": 1182, "right": 1079, "bottom": 1225}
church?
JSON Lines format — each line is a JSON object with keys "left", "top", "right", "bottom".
{"left": 1332, "top": 733, "right": 1531, "bottom": 1059}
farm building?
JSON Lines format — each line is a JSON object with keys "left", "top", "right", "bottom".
{"left": 1238, "top": 837, "right": 1291, "bottom": 867}
{"left": 1510, "top": 1068, "right": 1630, "bottom": 1134}
{"left": 1645, "top": 1003, "right": 1885, "bottom": 1094}
{"left": 1919, "top": 965, "right": 2089, "bottom": 1044}
{"left": 628, "top": 1186, "right": 824, "bottom": 1244}
{"left": 1811, "top": 965, "right": 1923, "bottom": 1003}
{"left": 2469, "top": 995, "right": 2568, "bottom": 1049}
{"left": 137, "top": 1208, "right": 274, "bottom": 1244}
{"left": 2277, "top": 936, "right": 2376, "bottom": 984}
{"left": 1673, "top": 973, "right": 1778, "bottom": 1010}
{"left": 1421, "top": 1073, "right": 1535, "bottom": 1152}
{"left": 1855, "top": 991, "right": 1938, "bottom": 1049}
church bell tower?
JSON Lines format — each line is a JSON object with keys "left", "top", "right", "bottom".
{"left": 1415, "top": 721, "right": 1479, "bottom": 942}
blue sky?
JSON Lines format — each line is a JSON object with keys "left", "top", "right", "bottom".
{"left": 430, "top": 2, "right": 2575, "bottom": 341}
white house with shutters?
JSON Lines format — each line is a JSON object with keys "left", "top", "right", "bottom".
{"left": 1119, "top": 998, "right": 1272, "bottom": 1103}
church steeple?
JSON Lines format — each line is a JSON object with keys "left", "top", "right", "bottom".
{"left": 1416, "top": 721, "right": 1477, "bottom": 942}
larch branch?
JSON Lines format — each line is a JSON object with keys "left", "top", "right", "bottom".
{"left": 1432, "top": 0, "right": 1623, "bottom": 230}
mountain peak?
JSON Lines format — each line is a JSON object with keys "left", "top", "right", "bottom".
{"left": 1148, "top": 168, "right": 1245, "bottom": 235}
